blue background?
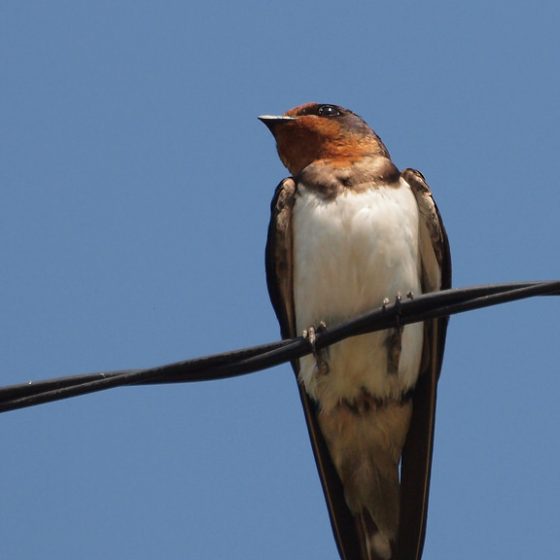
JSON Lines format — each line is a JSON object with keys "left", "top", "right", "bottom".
{"left": 2, "top": 1, "right": 559, "bottom": 558}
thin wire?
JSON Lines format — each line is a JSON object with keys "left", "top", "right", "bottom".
{"left": 1, "top": 280, "right": 559, "bottom": 414}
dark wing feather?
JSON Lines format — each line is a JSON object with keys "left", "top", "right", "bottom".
{"left": 265, "top": 178, "right": 361, "bottom": 560}
{"left": 397, "top": 169, "right": 452, "bottom": 560}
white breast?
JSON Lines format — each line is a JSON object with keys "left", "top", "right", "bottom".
{"left": 293, "top": 180, "right": 424, "bottom": 409}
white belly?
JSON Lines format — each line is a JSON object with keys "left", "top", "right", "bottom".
{"left": 293, "top": 180, "right": 423, "bottom": 410}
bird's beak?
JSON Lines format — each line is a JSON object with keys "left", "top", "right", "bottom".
{"left": 258, "top": 115, "right": 296, "bottom": 132}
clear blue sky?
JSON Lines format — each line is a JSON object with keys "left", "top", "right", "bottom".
{"left": 2, "top": 1, "right": 559, "bottom": 558}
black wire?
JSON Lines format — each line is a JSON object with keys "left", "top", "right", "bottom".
{"left": 1, "top": 281, "right": 559, "bottom": 414}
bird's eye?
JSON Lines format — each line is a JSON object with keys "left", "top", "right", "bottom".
{"left": 317, "top": 104, "right": 341, "bottom": 117}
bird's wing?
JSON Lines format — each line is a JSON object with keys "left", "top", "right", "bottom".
{"left": 397, "top": 168, "right": 452, "bottom": 560}
{"left": 265, "top": 178, "right": 362, "bottom": 560}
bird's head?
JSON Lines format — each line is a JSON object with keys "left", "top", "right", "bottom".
{"left": 259, "top": 103, "right": 389, "bottom": 176}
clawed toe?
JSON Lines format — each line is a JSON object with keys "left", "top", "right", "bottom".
{"left": 382, "top": 292, "right": 406, "bottom": 328}
{"left": 303, "top": 322, "right": 329, "bottom": 375}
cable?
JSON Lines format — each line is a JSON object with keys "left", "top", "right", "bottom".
{"left": 1, "top": 280, "right": 558, "bottom": 414}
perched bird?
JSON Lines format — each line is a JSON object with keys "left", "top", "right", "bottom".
{"left": 260, "top": 103, "right": 451, "bottom": 560}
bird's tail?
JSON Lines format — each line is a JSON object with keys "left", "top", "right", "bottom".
{"left": 355, "top": 509, "right": 394, "bottom": 560}
{"left": 319, "top": 399, "right": 411, "bottom": 560}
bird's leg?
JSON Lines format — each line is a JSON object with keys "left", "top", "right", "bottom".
{"left": 382, "top": 291, "right": 414, "bottom": 324}
{"left": 303, "top": 321, "right": 329, "bottom": 376}
{"left": 383, "top": 293, "right": 405, "bottom": 375}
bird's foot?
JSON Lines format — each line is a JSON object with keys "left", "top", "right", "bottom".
{"left": 383, "top": 293, "right": 409, "bottom": 374}
{"left": 303, "top": 321, "right": 329, "bottom": 375}
{"left": 382, "top": 292, "right": 414, "bottom": 328}
{"left": 382, "top": 292, "right": 404, "bottom": 327}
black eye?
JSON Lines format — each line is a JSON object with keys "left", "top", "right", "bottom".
{"left": 317, "top": 104, "right": 341, "bottom": 117}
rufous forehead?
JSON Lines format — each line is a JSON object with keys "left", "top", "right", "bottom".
{"left": 284, "top": 102, "right": 319, "bottom": 117}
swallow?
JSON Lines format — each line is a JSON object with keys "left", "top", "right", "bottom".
{"left": 260, "top": 103, "right": 451, "bottom": 560}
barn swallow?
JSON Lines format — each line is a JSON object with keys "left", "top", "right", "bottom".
{"left": 260, "top": 103, "right": 451, "bottom": 560}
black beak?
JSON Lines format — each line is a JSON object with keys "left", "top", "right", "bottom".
{"left": 258, "top": 115, "right": 296, "bottom": 132}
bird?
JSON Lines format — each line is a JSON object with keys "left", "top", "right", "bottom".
{"left": 260, "top": 103, "right": 451, "bottom": 560}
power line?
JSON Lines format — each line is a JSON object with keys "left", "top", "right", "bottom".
{"left": 1, "top": 280, "right": 558, "bottom": 414}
